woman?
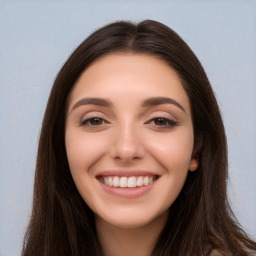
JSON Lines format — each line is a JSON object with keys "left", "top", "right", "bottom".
{"left": 22, "top": 20, "right": 256, "bottom": 256}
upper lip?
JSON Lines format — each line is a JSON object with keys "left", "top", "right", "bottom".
{"left": 96, "top": 170, "right": 159, "bottom": 177}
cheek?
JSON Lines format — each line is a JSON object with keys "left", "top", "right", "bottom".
{"left": 65, "top": 130, "right": 107, "bottom": 175}
{"left": 147, "top": 128, "right": 194, "bottom": 169}
{"left": 65, "top": 130, "right": 108, "bottom": 207}
{"left": 146, "top": 130, "right": 194, "bottom": 211}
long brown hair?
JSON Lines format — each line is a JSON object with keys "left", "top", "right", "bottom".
{"left": 22, "top": 20, "right": 256, "bottom": 256}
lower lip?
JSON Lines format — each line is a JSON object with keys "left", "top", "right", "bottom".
{"left": 98, "top": 179, "right": 157, "bottom": 199}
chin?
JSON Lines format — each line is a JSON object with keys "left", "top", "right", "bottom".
{"left": 95, "top": 207, "right": 169, "bottom": 230}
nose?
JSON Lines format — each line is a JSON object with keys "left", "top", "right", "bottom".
{"left": 110, "top": 124, "right": 145, "bottom": 162}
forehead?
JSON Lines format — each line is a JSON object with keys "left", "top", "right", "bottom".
{"left": 68, "top": 53, "right": 190, "bottom": 113}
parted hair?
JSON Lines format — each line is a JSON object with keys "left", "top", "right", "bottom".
{"left": 22, "top": 20, "right": 256, "bottom": 256}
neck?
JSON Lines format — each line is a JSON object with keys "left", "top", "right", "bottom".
{"left": 96, "top": 212, "right": 168, "bottom": 256}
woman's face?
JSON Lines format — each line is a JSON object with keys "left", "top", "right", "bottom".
{"left": 65, "top": 53, "right": 198, "bottom": 229}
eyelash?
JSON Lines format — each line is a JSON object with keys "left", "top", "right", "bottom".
{"left": 80, "top": 116, "right": 178, "bottom": 128}
{"left": 145, "top": 117, "right": 178, "bottom": 127}
{"left": 80, "top": 117, "right": 109, "bottom": 126}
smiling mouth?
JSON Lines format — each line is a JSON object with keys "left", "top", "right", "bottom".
{"left": 98, "top": 175, "right": 159, "bottom": 188}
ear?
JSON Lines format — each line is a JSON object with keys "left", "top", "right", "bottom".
{"left": 189, "top": 157, "right": 199, "bottom": 172}
{"left": 189, "top": 140, "right": 201, "bottom": 172}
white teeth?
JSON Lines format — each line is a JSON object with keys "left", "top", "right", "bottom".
{"left": 127, "top": 176, "right": 136, "bottom": 187}
{"left": 100, "top": 175, "right": 157, "bottom": 188}
{"left": 136, "top": 176, "right": 144, "bottom": 187}
{"left": 113, "top": 176, "right": 119, "bottom": 187}
{"left": 104, "top": 177, "right": 108, "bottom": 185}
{"left": 108, "top": 177, "right": 113, "bottom": 186}
{"left": 144, "top": 176, "right": 149, "bottom": 185}
{"left": 120, "top": 177, "right": 127, "bottom": 187}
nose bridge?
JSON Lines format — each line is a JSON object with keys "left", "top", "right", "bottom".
{"left": 110, "top": 120, "right": 144, "bottom": 161}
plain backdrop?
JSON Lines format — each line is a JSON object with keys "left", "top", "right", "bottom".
{"left": 0, "top": 1, "right": 256, "bottom": 255}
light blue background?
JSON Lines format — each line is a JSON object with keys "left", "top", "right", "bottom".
{"left": 0, "top": 1, "right": 256, "bottom": 255}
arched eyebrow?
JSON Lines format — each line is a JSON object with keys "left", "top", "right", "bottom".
{"left": 142, "top": 97, "right": 185, "bottom": 112}
{"left": 69, "top": 96, "right": 185, "bottom": 113}
{"left": 70, "top": 97, "right": 112, "bottom": 113}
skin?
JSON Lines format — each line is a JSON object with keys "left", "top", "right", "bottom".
{"left": 65, "top": 53, "right": 198, "bottom": 256}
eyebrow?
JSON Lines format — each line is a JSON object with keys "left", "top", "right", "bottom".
{"left": 70, "top": 97, "right": 112, "bottom": 112}
{"left": 142, "top": 97, "right": 185, "bottom": 112}
{"left": 70, "top": 96, "right": 185, "bottom": 113}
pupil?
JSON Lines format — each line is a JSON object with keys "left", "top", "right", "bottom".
{"left": 92, "top": 118, "right": 102, "bottom": 125}
{"left": 156, "top": 118, "right": 166, "bottom": 125}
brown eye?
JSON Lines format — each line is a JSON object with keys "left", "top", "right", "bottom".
{"left": 154, "top": 118, "right": 169, "bottom": 126}
{"left": 145, "top": 117, "right": 178, "bottom": 128}
{"left": 81, "top": 117, "right": 106, "bottom": 126}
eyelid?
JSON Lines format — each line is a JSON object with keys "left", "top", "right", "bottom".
{"left": 80, "top": 117, "right": 109, "bottom": 126}
{"left": 145, "top": 111, "right": 177, "bottom": 122}
{"left": 80, "top": 111, "right": 110, "bottom": 126}
{"left": 81, "top": 111, "right": 106, "bottom": 121}
{"left": 144, "top": 111, "right": 178, "bottom": 128}
{"left": 145, "top": 117, "right": 178, "bottom": 126}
